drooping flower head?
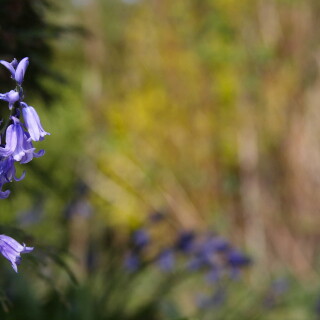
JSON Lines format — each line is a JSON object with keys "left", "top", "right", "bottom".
{"left": 21, "top": 102, "right": 50, "bottom": 141}
{"left": 0, "top": 117, "right": 35, "bottom": 162}
{"left": 0, "top": 234, "right": 33, "bottom": 272}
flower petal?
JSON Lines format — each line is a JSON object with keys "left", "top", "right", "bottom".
{"left": 22, "top": 104, "right": 50, "bottom": 141}
{"left": 14, "top": 57, "right": 29, "bottom": 84}
{"left": 0, "top": 61, "right": 15, "bottom": 78}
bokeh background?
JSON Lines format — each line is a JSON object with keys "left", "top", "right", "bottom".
{"left": 1, "top": 0, "right": 320, "bottom": 319}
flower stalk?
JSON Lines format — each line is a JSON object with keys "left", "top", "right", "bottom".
{"left": 0, "top": 57, "right": 47, "bottom": 272}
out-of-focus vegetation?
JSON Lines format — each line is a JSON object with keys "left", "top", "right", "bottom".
{"left": 1, "top": 0, "right": 320, "bottom": 319}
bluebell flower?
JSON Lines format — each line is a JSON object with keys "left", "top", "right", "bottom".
{"left": 227, "top": 250, "right": 251, "bottom": 268}
{"left": 0, "top": 57, "right": 29, "bottom": 84}
{"left": 19, "top": 132, "right": 45, "bottom": 164}
{"left": 0, "top": 156, "right": 25, "bottom": 183}
{"left": 0, "top": 234, "right": 33, "bottom": 272}
{"left": 132, "top": 228, "right": 150, "bottom": 250}
{"left": 191, "top": 236, "right": 230, "bottom": 268}
{"left": 157, "top": 249, "right": 175, "bottom": 271}
{"left": 0, "top": 90, "right": 19, "bottom": 110}
{"left": 21, "top": 102, "right": 50, "bottom": 141}
{"left": 186, "top": 238, "right": 215, "bottom": 270}
{"left": 197, "top": 241, "right": 216, "bottom": 266}
{"left": 0, "top": 118, "right": 35, "bottom": 162}
{"left": 175, "top": 231, "right": 195, "bottom": 253}
{"left": 124, "top": 252, "right": 140, "bottom": 272}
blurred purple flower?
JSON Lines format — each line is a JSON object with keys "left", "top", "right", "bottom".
{"left": 202, "top": 236, "right": 230, "bottom": 255}
{"left": 186, "top": 236, "right": 228, "bottom": 270}
{"left": 21, "top": 102, "right": 50, "bottom": 141}
{"left": 132, "top": 229, "right": 150, "bottom": 250}
{"left": 157, "top": 249, "right": 175, "bottom": 271}
{"left": 175, "top": 231, "right": 195, "bottom": 253}
{"left": 124, "top": 252, "right": 140, "bottom": 272}
{"left": 212, "top": 237, "right": 230, "bottom": 253}
{"left": 0, "top": 90, "right": 19, "bottom": 110}
{"left": 0, "top": 234, "right": 33, "bottom": 272}
{"left": 227, "top": 250, "right": 251, "bottom": 268}
{"left": 195, "top": 239, "right": 217, "bottom": 266}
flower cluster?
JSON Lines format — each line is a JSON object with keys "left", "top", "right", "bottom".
{"left": 0, "top": 57, "right": 49, "bottom": 198}
{"left": 0, "top": 57, "right": 46, "bottom": 272}
{"left": 125, "top": 227, "right": 251, "bottom": 275}
{"left": 124, "top": 213, "right": 251, "bottom": 309}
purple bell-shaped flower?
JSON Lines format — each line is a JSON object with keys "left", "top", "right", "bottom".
{"left": 0, "top": 234, "right": 33, "bottom": 272}
{"left": 21, "top": 102, "right": 50, "bottom": 141}
{"left": 0, "top": 118, "right": 35, "bottom": 162}
{"left": 0, "top": 90, "right": 19, "bottom": 110}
